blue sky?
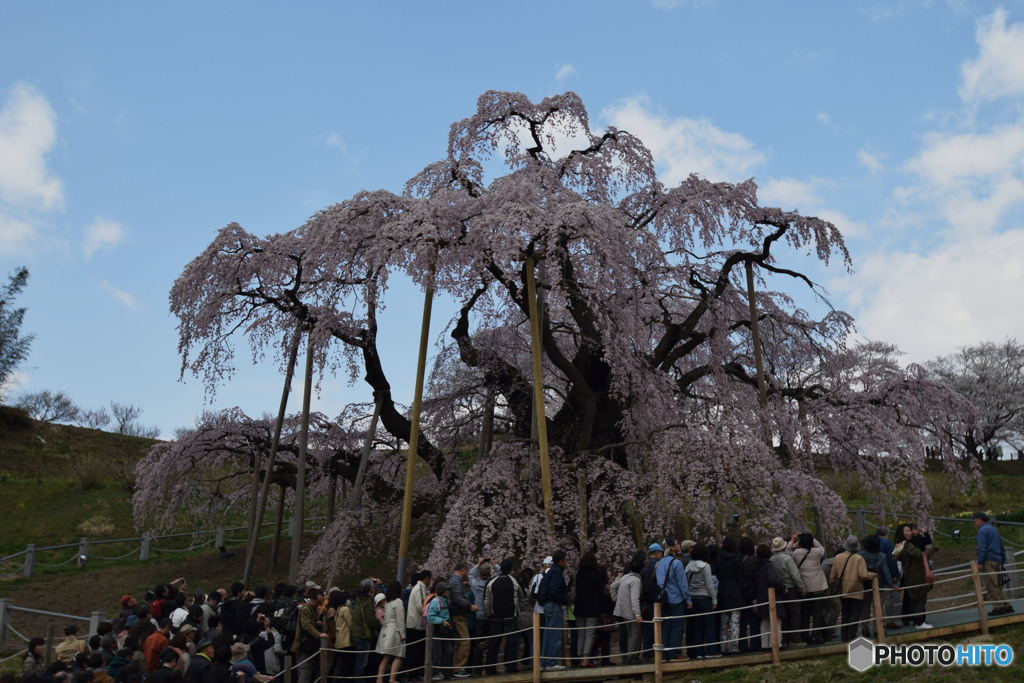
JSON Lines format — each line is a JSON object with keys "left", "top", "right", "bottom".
{"left": 3, "top": 1, "right": 1024, "bottom": 437}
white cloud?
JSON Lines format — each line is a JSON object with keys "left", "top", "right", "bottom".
{"left": 0, "top": 213, "right": 38, "bottom": 256}
{"left": 603, "top": 95, "right": 765, "bottom": 184}
{"left": 817, "top": 112, "right": 831, "bottom": 125}
{"left": 0, "top": 82, "right": 62, "bottom": 255}
{"left": 960, "top": 8, "right": 1024, "bottom": 103}
{"left": 98, "top": 280, "right": 140, "bottom": 309}
{"left": 0, "top": 82, "right": 62, "bottom": 209}
{"left": 0, "top": 370, "right": 28, "bottom": 402}
{"left": 899, "top": 124, "right": 1024, "bottom": 234}
{"left": 320, "top": 130, "right": 347, "bottom": 151}
{"left": 857, "top": 149, "right": 884, "bottom": 174}
{"left": 82, "top": 217, "right": 125, "bottom": 257}
{"left": 759, "top": 177, "right": 868, "bottom": 238}
{"left": 837, "top": 7, "right": 1024, "bottom": 365}
{"left": 555, "top": 63, "right": 578, "bottom": 82}
{"left": 841, "top": 229, "right": 1024, "bottom": 362}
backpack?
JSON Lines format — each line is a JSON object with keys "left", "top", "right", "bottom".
{"left": 420, "top": 595, "right": 439, "bottom": 630}
{"left": 639, "top": 561, "right": 661, "bottom": 604}
{"left": 740, "top": 555, "right": 757, "bottom": 601}
{"left": 274, "top": 601, "right": 298, "bottom": 648}
{"left": 537, "top": 568, "right": 554, "bottom": 605}
{"left": 529, "top": 574, "right": 544, "bottom": 603}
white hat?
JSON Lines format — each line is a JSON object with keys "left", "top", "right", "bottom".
{"left": 373, "top": 593, "right": 386, "bottom": 605}
{"left": 543, "top": 556, "right": 553, "bottom": 566}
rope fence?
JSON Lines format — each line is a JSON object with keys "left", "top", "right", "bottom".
{"left": 0, "top": 514, "right": 329, "bottom": 578}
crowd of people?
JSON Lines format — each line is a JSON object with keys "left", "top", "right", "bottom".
{"left": 13, "top": 512, "right": 1012, "bottom": 683}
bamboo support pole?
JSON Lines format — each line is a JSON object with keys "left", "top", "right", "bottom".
{"left": 526, "top": 255, "right": 554, "bottom": 533}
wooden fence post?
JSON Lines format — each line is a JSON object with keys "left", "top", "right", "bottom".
{"left": 283, "top": 654, "right": 293, "bottom": 683}
{"left": 971, "top": 560, "right": 990, "bottom": 636}
{"left": 653, "top": 602, "right": 663, "bottom": 683}
{"left": 89, "top": 611, "right": 103, "bottom": 636}
{"left": 215, "top": 526, "right": 225, "bottom": 548}
{"left": 856, "top": 509, "right": 866, "bottom": 537}
{"left": 77, "top": 537, "right": 89, "bottom": 568}
{"left": 768, "top": 586, "right": 780, "bottom": 665}
{"left": 140, "top": 533, "right": 150, "bottom": 561}
{"left": 871, "top": 576, "right": 885, "bottom": 644}
{"left": 43, "top": 624, "right": 55, "bottom": 667}
{"left": 532, "top": 613, "right": 540, "bottom": 683}
{"left": 425, "top": 622, "right": 434, "bottom": 682}
{"left": 24, "top": 544, "right": 35, "bottom": 578}
{"left": 318, "top": 637, "right": 328, "bottom": 683}
{"left": 0, "top": 599, "right": 9, "bottom": 646}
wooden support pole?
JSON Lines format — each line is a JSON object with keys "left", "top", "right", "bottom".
{"left": 425, "top": 622, "right": 434, "bottom": 682}
{"left": 871, "top": 576, "right": 885, "bottom": 644}
{"left": 244, "top": 323, "right": 303, "bottom": 583}
{"left": 653, "top": 602, "right": 663, "bottom": 683}
{"left": 768, "top": 586, "right": 780, "bottom": 665}
{"left": 325, "top": 470, "right": 336, "bottom": 526}
{"left": 289, "top": 333, "right": 315, "bottom": 584}
{"left": 972, "top": 560, "right": 990, "bottom": 636}
{"left": 270, "top": 482, "right": 286, "bottom": 571}
{"left": 245, "top": 448, "right": 261, "bottom": 554}
{"left": 398, "top": 271, "right": 434, "bottom": 585}
{"left": 526, "top": 255, "right": 554, "bottom": 533}
{"left": 532, "top": 612, "right": 541, "bottom": 683}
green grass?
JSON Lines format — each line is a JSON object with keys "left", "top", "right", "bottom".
{"left": 0, "top": 478, "right": 138, "bottom": 557}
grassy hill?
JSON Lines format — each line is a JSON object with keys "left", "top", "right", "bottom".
{"left": 0, "top": 405, "right": 158, "bottom": 556}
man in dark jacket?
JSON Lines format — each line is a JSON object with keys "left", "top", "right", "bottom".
{"left": 483, "top": 559, "right": 526, "bottom": 675}
{"left": 152, "top": 648, "right": 183, "bottom": 683}
{"left": 184, "top": 638, "right": 214, "bottom": 683}
{"left": 539, "top": 550, "right": 569, "bottom": 670}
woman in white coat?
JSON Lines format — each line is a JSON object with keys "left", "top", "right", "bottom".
{"left": 610, "top": 552, "right": 645, "bottom": 664}
{"left": 375, "top": 581, "right": 406, "bottom": 683}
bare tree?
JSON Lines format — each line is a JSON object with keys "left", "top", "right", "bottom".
{"left": 110, "top": 401, "right": 161, "bottom": 438}
{"left": 16, "top": 390, "right": 80, "bottom": 423}
{"left": 76, "top": 407, "right": 112, "bottom": 430}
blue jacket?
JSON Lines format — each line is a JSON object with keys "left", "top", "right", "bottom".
{"left": 426, "top": 595, "right": 450, "bottom": 625}
{"left": 539, "top": 564, "right": 569, "bottom": 606}
{"left": 656, "top": 555, "right": 691, "bottom": 605}
{"left": 977, "top": 523, "right": 1006, "bottom": 565}
{"left": 879, "top": 537, "right": 900, "bottom": 581}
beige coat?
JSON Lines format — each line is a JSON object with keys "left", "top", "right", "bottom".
{"left": 829, "top": 551, "right": 876, "bottom": 600}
